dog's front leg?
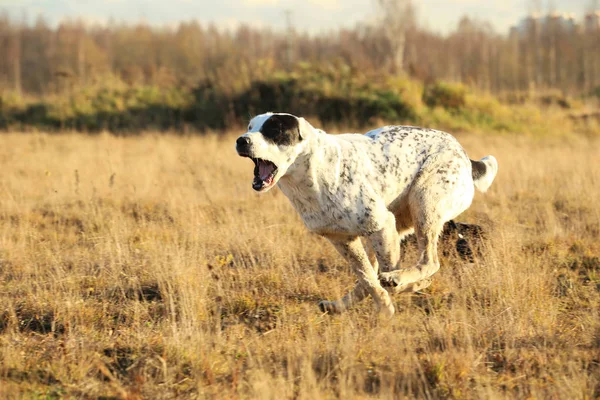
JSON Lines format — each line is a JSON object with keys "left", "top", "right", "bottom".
{"left": 318, "top": 283, "right": 369, "bottom": 314}
{"left": 368, "top": 212, "right": 401, "bottom": 273}
{"left": 369, "top": 212, "right": 434, "bottom": 294}
{"left": 319, "top": 236, "right": 395, "bottom": 316}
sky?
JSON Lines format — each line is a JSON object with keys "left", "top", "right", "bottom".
{"left": 0, "top": 0, "right": 595, "bottom": 34}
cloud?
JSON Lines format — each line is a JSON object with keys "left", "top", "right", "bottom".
{"left": 243, "top": 0, "right": 279, "bottom": 5}
{"left": 0, "top": 0, "right": 591, "bottom": 33}
{"left": 307, "top": 0, "right": 339, "bottom": 10}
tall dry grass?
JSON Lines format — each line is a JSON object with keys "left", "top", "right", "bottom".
{"left": 0, "top": 130, "right": 599, "bottom": 399}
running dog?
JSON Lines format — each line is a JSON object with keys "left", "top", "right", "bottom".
{"left": 235, "top": 112, "right": 497, "bottom": 316}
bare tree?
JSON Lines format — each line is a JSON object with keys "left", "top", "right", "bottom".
{"left": 375, "top": 0, "right": 416, "bottom": 73}
{"left": 10, "top": 24, "right": 21, "bottom": 95}
{"left": 0, "top": 11, "right": 599, "bottom": 96}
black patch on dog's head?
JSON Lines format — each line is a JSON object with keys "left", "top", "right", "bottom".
{"left": 260, "top": 114, "right": 301, "bottom": 146}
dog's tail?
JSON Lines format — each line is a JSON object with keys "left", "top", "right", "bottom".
{"left": 471, "top": 155, "right": 498, "bottom": 193}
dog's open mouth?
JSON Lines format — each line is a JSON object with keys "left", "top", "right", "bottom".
{"left": 252, "top": 158, "right": 278, "bottom": 191}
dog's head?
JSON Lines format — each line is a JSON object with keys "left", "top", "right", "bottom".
{"left": 235, "top": 112, "right": 310, "bottom": 192}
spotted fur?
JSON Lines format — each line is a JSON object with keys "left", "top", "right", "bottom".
{"left": 235, "top": 112, "right": 498, "bottom": 316}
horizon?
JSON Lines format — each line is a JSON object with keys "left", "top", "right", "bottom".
{"left": 0, "top": 0, "right": 595, "bottom": 34}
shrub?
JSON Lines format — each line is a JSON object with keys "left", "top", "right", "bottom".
{"left": 0, "top": 67, "right": 594, "bottom": 136}
{"left": 422, "top": 82, "right": 467, "bottom": 110}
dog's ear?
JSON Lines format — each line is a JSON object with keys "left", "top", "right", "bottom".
{"left": 259, "top": 113, "right": 306, "bottom": 146}
{"left": 297, "top": 117, "right": 314, "bottom": 141}
{"left": 279, "top": 114, "right": 305, "bottom": 141}
{"left": 274, "top": 114, "right": 305, "bottom": 142}
{"left": 297, "top": 118, "right": 305, "bottom": 141}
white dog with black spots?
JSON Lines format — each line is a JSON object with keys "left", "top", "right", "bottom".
{"left": 235, "top": 112, "right": 498, "bottom": 317}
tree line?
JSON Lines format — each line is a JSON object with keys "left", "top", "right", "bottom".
{"left": 1, "top": 8, "right": 599, "bottom": 98}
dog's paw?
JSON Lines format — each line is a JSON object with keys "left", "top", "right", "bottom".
{"left": 378, "top": 301, "right": 396, "bottom": 318}
{"left": 380, "top": 272, "right": 433, "bottom": 294}
{"left": 318, "top": 300, "right": 341, "bottom": 314}
{"left": 379, "top": 271, "right": 401, "bottom": 288}
{"left": 411, "top": 277, "right": 433, "bottom": 292}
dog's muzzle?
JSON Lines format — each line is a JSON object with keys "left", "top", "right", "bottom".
{"left": 236, "top": 136, "right": 251, "bottom": 156}
{"left": 236, "top": 136, "right": 279, "bottom": 192}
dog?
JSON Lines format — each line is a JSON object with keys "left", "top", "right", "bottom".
{"left": 235, "top": 112, "right": 498, "bottom": 316}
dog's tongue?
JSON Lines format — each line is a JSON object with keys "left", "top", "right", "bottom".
{"left": 258, "top": 160, "right": 275, "bottom": 181}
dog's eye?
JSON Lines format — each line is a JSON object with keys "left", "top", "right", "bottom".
{"left": 248, "top": 125, "right": 252, "bottom": 131}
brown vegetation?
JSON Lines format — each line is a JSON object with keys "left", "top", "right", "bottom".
{"left": 1, "top": 8, "right": 600, "bottom": 97}
{"left": 0, "top": 130, "right": 599, "bottom": 398}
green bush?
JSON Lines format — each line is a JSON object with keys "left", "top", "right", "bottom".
{"left": 0, "top": 67, "right": 417, "bottom": 132}
{"left": 422, "top": 82, "right": 467, "bottom": 110}
{"left": 0, "top": 66, "right": 593, "bottom": 136}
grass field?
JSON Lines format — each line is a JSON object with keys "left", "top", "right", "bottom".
{"left": 0, "top": 130, "right": 599, "bottom": 399}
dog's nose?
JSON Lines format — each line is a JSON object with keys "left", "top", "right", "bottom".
{"left": 236, "top": 137, "right": 250, "bottom": 147}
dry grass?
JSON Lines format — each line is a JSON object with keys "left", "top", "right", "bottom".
{"left": 0, "top": 130, "right": 599, "bottom": 399}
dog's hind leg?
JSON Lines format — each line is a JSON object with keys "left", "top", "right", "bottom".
{"left": 367, "top": 211, "right": 434, "bottom": 294}
{"left": 379, "top": 209, "right": 443, "bottom": 292}
{"left": 319, "top": 233, "right": 430, "bottom": 312}
{"left": 319, "top": 236, "right": 394, "bottom": 316}
{"left": 390, "top": 209, "right": 434, "bottom": 293}
{"left": 380, "top": 159, "right": 475, "bottom": 292}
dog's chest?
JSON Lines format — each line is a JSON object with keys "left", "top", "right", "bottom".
{"left": 279, "top": 167, "right": 397, "bottom": 236}
{"left": 294, "top": 194, "right": 381, "bottom": 236}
